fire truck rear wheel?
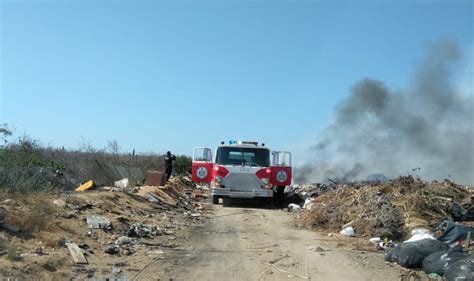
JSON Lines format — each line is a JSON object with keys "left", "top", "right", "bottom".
{"left": 212, "top": 195, "right": 219, "bottom": 204}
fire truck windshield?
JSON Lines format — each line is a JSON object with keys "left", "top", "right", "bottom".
{"left": 216, "top": 147, "right": 270, "bottom": 167}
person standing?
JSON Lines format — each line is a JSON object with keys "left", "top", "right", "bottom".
{"left": 164, "top": 151, "right": 176, "bottom": 181}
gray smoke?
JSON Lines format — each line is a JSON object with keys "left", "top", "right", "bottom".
{"left": 297, "top": 40, "right": 474, "bottom": 184}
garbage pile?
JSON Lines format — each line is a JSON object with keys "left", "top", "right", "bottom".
{"left": 297, "top": 176, "right": 472, "bottom": 240}
{"left": 385, "top": 221, "right": 473, "bottom": 280}
{"left": 0, "top": 175, "right": 206, "bottom": 279}
{"left": 293, "top": 176, "right": 473, "bottom": 280}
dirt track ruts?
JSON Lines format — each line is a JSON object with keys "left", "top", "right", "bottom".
{"left": 134, "top": 199, "right": 402, "bottom": 280}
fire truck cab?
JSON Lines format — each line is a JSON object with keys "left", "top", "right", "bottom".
{"left": 192, "top": 141, "right": 292, "bottom": 205}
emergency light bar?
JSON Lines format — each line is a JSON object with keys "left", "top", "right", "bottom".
{"left": 228, "top": 140, "right": 259, "bottom": 146}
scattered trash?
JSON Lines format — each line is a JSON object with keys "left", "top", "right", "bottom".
{"left": 146, "top": 249, "right": 165, "bottom": 258}
{"left": 2, "top": 199, "right": 16, "bottom": 206}
{"left": 86, "top": 215, "right": 112, "bottom": 230}
{"left": 284, "top": 192, "right": 305, "bottom": 206}
{"left": 75, "top": 180, "right": 95, "bottom": 192}
{"left": 35, "top": 247, "right": 45, "bottom": 256}
{"left": 340, "top": 226, "right": 355, "bottom": 237}
{"left": 421, "top": 246, "right": 466, "bottom": 276}
{"left": 450, "top": 202, "right": 474, "bottom": 222}
{"left": 112, "top": 267, "right": 122, "bottom": 274}
{"left": 377, "top": 239, "right": 396, "bottom": 251}
{"left": 191, "top": 190, "right": 208, "bottom": 199}
{"left": 57, "top": 237, "right": 71, "bottom": 248}
{"left": 404, "top": 233, "right": 435, "bottom": 243}
{"left": 114, "top": 178, "right": 130, "bottom": 189}
{"left": 385, "top": 238, "right": 449, "bottom": 268}
{"left": 0, "top": 223, "right": 20, "bottom": 234}
{"left": 434, "top": 220, "right": 474, "bottom": 245}
{"left": 128, "top": 222, "right": 161, "bottom": 238}
{"left": 411, "top": 228, "right": 432, "bottom": 236}
{"left": 288, "top": 203, "right": 301, "bottom": 211}
{"left": 144, "top": 170, "right": 167, "bottom": 186}
{"left": 116, "top": 236, "right": 136, "bottom": 246}
{"left": 66, "top": 243, "right": 88, "bottom": 264}
{"left": 0, "top": 175, "right": 202, "bottom": 277}
{"left": 53, "top": 199, "right": 66, "bottom": 207}
{"left": 369, "top": 237, "right": 381, "bottom": 245}
{"left": 303, "top": 198, "right": 315, "bottom": 211}
{"left": 104, "top": 244, "right": 119, "bottom": 255}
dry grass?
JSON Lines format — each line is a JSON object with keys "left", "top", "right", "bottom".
{"left": 2, "top": 192, "right": 60, "bottom": 236}
{"left": 400, "top": 270, "right": 434, "bottom": 281}
{"left": 5, "top": 244, "right": 22, "bottom": 262}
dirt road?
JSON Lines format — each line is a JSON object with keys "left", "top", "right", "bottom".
{"left": 135, "top": 200, "right": 402, "bottom": 280}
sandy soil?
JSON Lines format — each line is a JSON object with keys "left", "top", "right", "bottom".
{"left": 134, "top": 199, "right": 403, "bottom": 281}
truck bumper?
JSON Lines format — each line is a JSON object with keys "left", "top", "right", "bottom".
{"left": 212, "top": 187, "right": 273, "bottom": 198}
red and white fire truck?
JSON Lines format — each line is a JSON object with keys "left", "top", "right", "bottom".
{"left": 191, "top": 141, "right": 292, "bottom": 204}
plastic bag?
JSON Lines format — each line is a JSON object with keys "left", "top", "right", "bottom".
{"left": 421, "top": 246, "right": 466, "bottom": 275}
{"left": 444, "top": 255, "right": 474, "bottom": 281}
{"left": 405, "top": 233, "right": 435, "bottom": 243}
{"left": 434, "top": 220, "right": 474, "bottom": 244}
{"left": 340, "top": 226, "right": 355, "bottom": 236}
{"left": 450, "top": 202, "right": 474, "bottom": 222}
{"left": 385, "top": 238, "right": 449, "bottom": 268}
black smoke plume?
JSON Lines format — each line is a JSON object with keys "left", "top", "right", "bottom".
{"left": 296, "top": 41, "right": 473, "bottom": 184}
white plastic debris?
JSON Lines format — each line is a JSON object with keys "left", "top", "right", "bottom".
{"left": 288, "top": 203, "right": 301, "bottom": 211}
{"left": 403, "top": 228, "right": 435, "bottom": 242}
{"left": 411, "top": 228, "right": 432, "bottom": 236}
{"left": 404, "top": 233, "right": 435, "bottom": 243}
{"left": 53, "top": 199, "right": 66, "bottom": 207}
{"left": 340, "top": 226, "right": 355, "bottom": 236}
{"left": 114, "top": 178, "right": 130, "bottom": 189}
{"left": 303, "top": 198, "right": 315, "bottom": 211}
{"left": 86, "top": 215, "right": 111, "bottom": 229}
{"left": 369, "top": 237, "right": 382, "bottom": 245}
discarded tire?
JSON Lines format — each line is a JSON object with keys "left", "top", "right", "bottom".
{"left": 385, "top": 238, "right": 449, "bottom": 268}
{"left": 422, "top": 246, "right": 466, "bottom": 275}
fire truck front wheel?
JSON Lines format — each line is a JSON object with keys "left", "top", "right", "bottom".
{"left": 212, "top": 195, "right": 219, "bottom": 204}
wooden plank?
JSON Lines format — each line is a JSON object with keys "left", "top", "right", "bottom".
{"left": 66, "top": 243, "right": 88, "bottom": 264}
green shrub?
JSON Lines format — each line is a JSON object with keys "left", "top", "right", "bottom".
{"left": 174, "top": 155, "right": 192, "bottom": 175}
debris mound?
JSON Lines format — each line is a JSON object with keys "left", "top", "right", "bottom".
{"left": 300, "top": 176, "right": 472, "bottom": 240}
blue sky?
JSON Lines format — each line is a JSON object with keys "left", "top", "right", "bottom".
{"left": 0, "top": 0, "right": 472, "bottom": 159}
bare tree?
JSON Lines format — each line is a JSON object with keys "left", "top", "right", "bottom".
{"left": 107, "top": 140, "right": 120, "bottom": 155}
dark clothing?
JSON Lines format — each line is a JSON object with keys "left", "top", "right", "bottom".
{"left": 165, "top": 166, "right": 173, "bottom": 180}
{"left": 273, "top": 186, "right": 285, "bottom": 208}
{"left": 164, "top": 154, "right": 176, "bottom": 180}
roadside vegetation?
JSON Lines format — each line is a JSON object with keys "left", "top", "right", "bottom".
{"left": 0, "top": 123, "right": 191, "bottom": 192}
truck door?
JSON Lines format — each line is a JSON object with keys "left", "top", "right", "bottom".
{"left": 271, "top": 151, "right": 292, "bottom": 186}
{"left": 192, "top": 147, "right": 214, "bottom": 183}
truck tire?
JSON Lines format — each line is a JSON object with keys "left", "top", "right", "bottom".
{"left": 258, "top": 197, "right": 272, "bottom": 207}
{"left": 212, "top": 195, "right": 219, "bottom": 204}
